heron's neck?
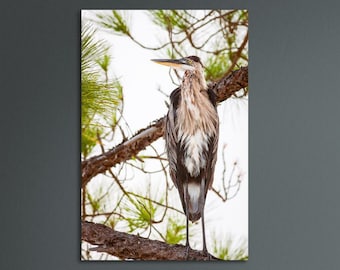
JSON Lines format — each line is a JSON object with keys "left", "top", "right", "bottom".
{"left": 183, "top": 69, "right": 207, "bottom": 92}
{"left": 178, "top": 68, "right": 217, "bottom": 136}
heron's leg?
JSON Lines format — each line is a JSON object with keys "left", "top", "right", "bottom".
{"left": 184, "top": 183, "right": 191, "bottom": 259}
{"left": 185, "top": 213, "right": 191, "bottom": 259}
{"left": 186, "top": 213, "right": 190, "bottom": 247}
{"left": 200, "top": 180, "right": 211, "bottom": 259}
{"left": 201, "top": 202, "right": 214, "bottom": 260}
{"left": 201, "top": 208, "right": 208, "bottom": 253}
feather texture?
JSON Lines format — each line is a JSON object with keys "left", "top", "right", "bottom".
{"left": 165, "top": 59, "right": 219, "bottom": 222}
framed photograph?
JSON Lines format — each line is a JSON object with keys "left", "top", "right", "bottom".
{"left": 81, "top": 9, "right": 248, "bottom": 261}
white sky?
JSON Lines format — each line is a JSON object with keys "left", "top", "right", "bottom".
{"left": 82, "top": 10, "right": 248, "bottom": 253}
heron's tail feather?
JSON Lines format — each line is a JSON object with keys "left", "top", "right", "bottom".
{"left": 187, "top": 182, "right": 203, "bottom": 222}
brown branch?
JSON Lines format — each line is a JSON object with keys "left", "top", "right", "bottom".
{"left": 81, "top": 221, "right": 220, "bottom": 261}
{"left": 211, "top": 66, "right": 248, "bottom": 101}
{"left": 81, "top": 66, "right": 248, "bottom": 187}
{"left": 224, "top": 31, "right": 248, "bottom": 76}
{"left": 81, "top": 117, "right": 165, "bottom": 187}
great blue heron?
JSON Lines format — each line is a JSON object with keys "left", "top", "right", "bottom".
{"left": 152, "top": 56, "right": 219, "bottom": 257}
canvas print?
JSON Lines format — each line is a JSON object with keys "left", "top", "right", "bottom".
{"left": 81, "top": 9, "right": 248, "bottom": 261}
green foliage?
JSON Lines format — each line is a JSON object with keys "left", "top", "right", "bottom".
{"left": 81, "top": 22, "right": 123, "bottom": 158}
{"left": 81, "top": 125, "right": 100, "bottom": 159}
{"left": 96, "top": 54, "right": 110, "bottom": 73}
{"left": 124, "top": 197, "right": 158, "bottom": 233}
{"left": 106, "top": 217, "right": 117, "bottom": 229}
{"left": 96, "top": 11, "right": 130, "bottom": 36}
{"left": 165, "top": 217, "right": 186, "bottom": 244}
{"left": 81, "top": 24, "right": 108, "bottom": 74}
{"left": 150, "top": 10, "right": 189, "bottom": 31}
{"left": 95, "top": 10, "right": 248, "bottom": 84}
{"left": 212, "top": 235, "right": 248, "bottom": 260}
{"left": 86, "top": 191, "right": 102, "bottom": 214}
{"left": 205, "top": 52, "right": 230, "bottom": 81}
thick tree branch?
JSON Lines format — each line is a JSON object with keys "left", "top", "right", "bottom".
{"left": 81, "top": 66, "right": 248, "bottom": 187}
{"left": 81, "top": 221, "right": 220, "bottom": 260}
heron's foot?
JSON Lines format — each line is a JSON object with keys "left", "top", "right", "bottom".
{"left": 202, "top": 249, "right": 215, "bottom": 260}
{"left": 184, "top": 244, "right": 191, "bottom": 260}
{"left": 206, "top": 253, "right": 214, "bottom": 260}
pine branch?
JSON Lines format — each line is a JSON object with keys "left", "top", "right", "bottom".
{"left": 81, "top": 66, "right": 248, "bottom": 187}
{"left": 81, "top": 221, "right": 220, "bottom": 261}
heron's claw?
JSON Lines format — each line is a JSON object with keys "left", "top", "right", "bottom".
{"left": 184, "top": 244, "right": 191, "bottom": 260}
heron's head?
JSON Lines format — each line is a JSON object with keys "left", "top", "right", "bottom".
{"left": 151, "top": 56, "right": 203, "bottom": 72}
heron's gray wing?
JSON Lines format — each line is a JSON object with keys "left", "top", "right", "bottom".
{"left": 205, "top": 89, "right": 219, "bottom": 192}
{"left": 205, "top": 128, "right": 218, "bottom": 192}
{"left": 165, "top": 87, "right": 181, "bottom": 188}
{"left": 165, "top": 87, "right": 190, "bottom": 215}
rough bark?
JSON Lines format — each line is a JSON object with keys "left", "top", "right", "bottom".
{"left": 81, "top": 66, "right": 248, "bottom": 187}
{"left": 81, "top": 221, "right": 220, "bottom": 261}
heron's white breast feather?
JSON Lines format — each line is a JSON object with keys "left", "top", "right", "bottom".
{"left": 183, "top": 130, "right": 209, "bottom": 176}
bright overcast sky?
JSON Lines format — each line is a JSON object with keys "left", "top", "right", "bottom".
{"left": 82, "top": 10, "right": 248, "bottom": 248}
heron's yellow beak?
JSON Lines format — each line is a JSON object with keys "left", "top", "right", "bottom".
{"left": 151, "top": 58, "right": 195, "bottom": 71}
